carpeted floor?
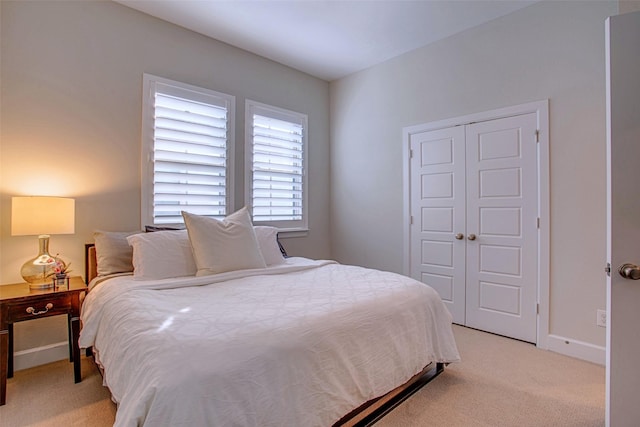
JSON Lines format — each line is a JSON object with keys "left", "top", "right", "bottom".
{"left": 0, "top": 353, "right": 115, "bottom": 427}
{"left": 0, "top": 325, "right": 604, "bottom": 426}
{"left": 376, "top": 326, "right": 605, "bottom": 427}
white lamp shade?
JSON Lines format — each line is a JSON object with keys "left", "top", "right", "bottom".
{"left": 11, "top": 196, "right": 75, "bottom": 236}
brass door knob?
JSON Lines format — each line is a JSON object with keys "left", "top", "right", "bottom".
{"left": 455, "top": 233, "right": 464, "bottom": 240}
{"left": 467, "top": 234, "right": 477, "bottom": 241}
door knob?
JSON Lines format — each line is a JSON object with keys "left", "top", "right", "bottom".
{"left": 619, "top": 263, "right": 640, "bottom": 280}
{"left": 455, "top": 233, "right": 464, "bottom": 240}
{"left": 467, "top": 234, "right": 476, "bottom": 241}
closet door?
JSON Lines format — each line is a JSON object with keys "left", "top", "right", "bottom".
{"left": 410, "top": 126, "right": 466, "bottom": 324}
{"left": 409, "top": 112, "right": 539, "bottom": 343}
{"left": 465, "top": 113, "right": 538, "bottom": 343}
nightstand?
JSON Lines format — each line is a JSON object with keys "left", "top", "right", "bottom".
{"left": 0, "top": 276, "right": 86, "bottom": 405}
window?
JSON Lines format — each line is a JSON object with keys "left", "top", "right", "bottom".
{"left": 245, "top": 100, "right": 308, "bottom": 232}
{"left": 141, "top": 74, "right": 235, "bottom": 225}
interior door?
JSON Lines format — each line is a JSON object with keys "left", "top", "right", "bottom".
{"left": 410, "top": 112, "right": 538, "bottom": 343}
{"left": 605, "top": 11, "right": 640, "bottom": 426}
{"left": 465, "top": 114, "right": 538, "bottom": 343}
{"left": 410, "top": 126, "right": 466, "bottom": 324}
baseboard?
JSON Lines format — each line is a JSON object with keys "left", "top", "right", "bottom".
{"left": 546, "top": 334, "right": 605, "bottom": 365}
{"left": 14, "top": 341, "right": 69, "bottom": 371}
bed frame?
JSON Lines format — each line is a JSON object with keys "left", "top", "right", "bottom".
{"left": 83, "top": 243, "right": 445, "bottom": 426}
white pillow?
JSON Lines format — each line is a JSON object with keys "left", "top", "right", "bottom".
{"left": 127, "top": 229, "right": 197, "bottom": 280}
{"left": 254, "top": 226, "right": 286, "bottom": 266}
{"left": 182, "top": 208, "right": 267, "bottom": 276}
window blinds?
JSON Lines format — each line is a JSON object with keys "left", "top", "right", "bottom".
{"left": 152, "top": 88, "right": 229, "bottom": 224}
{"left": 251, "top": 114, "right": 304, "bottom": 222}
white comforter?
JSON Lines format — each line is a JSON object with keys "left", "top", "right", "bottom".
{"left": 80, "top": 258, "right": 459, "bottom": 427}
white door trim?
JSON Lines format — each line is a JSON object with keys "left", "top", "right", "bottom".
{"left": 402, "top": 99, "right": 549, "bottom": 348}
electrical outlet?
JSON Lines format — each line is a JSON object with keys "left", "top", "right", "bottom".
{"left": 597, "top": 309, "right": 607, "bottom": 328}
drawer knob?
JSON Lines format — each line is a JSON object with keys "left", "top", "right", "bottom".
{"left": 26, "top": 303, "right": 53, "bottom": 315}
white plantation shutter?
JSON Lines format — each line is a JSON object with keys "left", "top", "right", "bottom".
{"left": 142, "top": 75, "right": 235, "bottom": 225}
{"left": 246, "top": 101, "right": 308, "bottom": 231}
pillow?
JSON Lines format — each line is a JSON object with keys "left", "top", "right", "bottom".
{"left": 93, "top": 230, "right": 139, "bottom": 276}
{"left": 182, "top": 207, "right": 266, "bottom": 276}
{"left": 127, "top": 229, "right": 196, "bottom": 280}
{"left": 254, "top": 226, "right": 286, "bottom": 266}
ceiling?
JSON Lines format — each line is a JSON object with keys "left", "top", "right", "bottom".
{"left": 116, "top": 0, "right": 537, "bottom": 81}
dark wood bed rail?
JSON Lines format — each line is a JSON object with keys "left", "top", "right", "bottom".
{"left": 84, "top": 243, "right": 97, "bottom": 285}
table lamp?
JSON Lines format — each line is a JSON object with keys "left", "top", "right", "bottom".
{"left": 11, "top": 196, "right": 75, "bottom": 289}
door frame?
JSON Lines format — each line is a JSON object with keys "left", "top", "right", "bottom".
{"left": 402, "top": 100, "right": 549, "bottom": 348}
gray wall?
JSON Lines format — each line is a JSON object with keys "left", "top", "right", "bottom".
{"left": 0, "top": 1, "right": 329, "bottom": 356}
{"left": 330, "top": 0, "right": 617, "bottom": 349}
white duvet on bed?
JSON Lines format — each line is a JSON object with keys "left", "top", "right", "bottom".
{"left": 80, "top": 258, "right": 459, "bottom": 427}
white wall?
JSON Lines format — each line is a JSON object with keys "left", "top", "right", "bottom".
{"left": 0, "top": 1, "right": 330, "bottom": 365}
{"left": 330, "top": 0, "right": 617, "bottom": 355}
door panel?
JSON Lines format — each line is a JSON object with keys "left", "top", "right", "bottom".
{"left": 421, "top": 173, "right": 454, "bottom": 198}
{"left": 606, "top": 11, "right": 640, "bottom": 426}
{"left": 480, "top": 207, "right": 521, "bottom": 236}
{"left": 479, "top": 168, "right": 521, "bottom": 197}
{"left": 479, "top": 128, "right": 521, "bottom": 160}
{"left": 421, "top": 207, "right": 453, "bottom": 232}
{"left": 479, "top": 245, "right": 521, "bottom": 276}
{"left": 410, "top": 126, "right": 466, "bottom": 324}
{"left": 479, "top": 281, "right": 521, "bottom": 315}
{"left": 465, "top": 113, "right": 538, "bottom": 343}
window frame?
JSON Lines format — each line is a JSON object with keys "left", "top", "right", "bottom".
{"left": 141, "top": 74, "right": 235, "bottom": 227}
{"left": 245, "top": 100, "right": 308, "bottom": 234}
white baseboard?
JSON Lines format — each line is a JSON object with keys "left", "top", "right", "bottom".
{"left": 14, "top": 341, "right": 70, "bottom": 371}
{"left": 546, "top": 334, "right": 605, "bottom": 365}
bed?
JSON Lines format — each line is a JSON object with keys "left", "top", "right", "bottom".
{"left": 79, "top": 209, "right": 460, "bottom": 426}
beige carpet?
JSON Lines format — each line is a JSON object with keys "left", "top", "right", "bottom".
{"left": 377, "top": 326, "right": 605, "bottom": 427}
{"left": 0, "top": 353, "right": 115, "bottom": 427}
{"left": 0, "top": 325, "right": 604, "bottom": 426}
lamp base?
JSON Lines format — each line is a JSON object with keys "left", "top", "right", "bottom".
{"left": 20, "top": 235, "right": 66, "bottom": 289}
{"left": 21, "top": 255, "right": 55, "bottom": 289}
{"left": 28, "top": 281, "right": 55, "bottom": 291}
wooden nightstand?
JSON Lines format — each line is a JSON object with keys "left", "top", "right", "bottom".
{"left": 0, "top": 276, "right": 86, "bottom": 405}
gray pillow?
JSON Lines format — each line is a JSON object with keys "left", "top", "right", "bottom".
{"left": 93, "top": 230, "right": 139, "bottom": 276}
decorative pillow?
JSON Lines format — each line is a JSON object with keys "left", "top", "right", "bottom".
{"left": 254, "top": 226, "right": 286, "bottom": 266}
{"left": 93, "top": 230, "right": 139, "bottom": 276}
{"left": 146, "top": 224, "right": 287, "bottom": 261}
{"left": 127, "top": 229, "right": 196, "bottom": 280}
{"left": 182, "top": 208, "right": 266, "bottom": 276}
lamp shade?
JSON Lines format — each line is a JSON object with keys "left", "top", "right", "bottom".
{"left": 11, "top": 196, "right": 75, "bottom": 236}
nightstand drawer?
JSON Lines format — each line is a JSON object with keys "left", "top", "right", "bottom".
{"left": 7, "top": 295, "right": 72, "bottom": 322}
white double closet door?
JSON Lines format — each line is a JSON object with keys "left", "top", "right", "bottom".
{"left": 410, "top": 113, "right": 538, "bottom": 343}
